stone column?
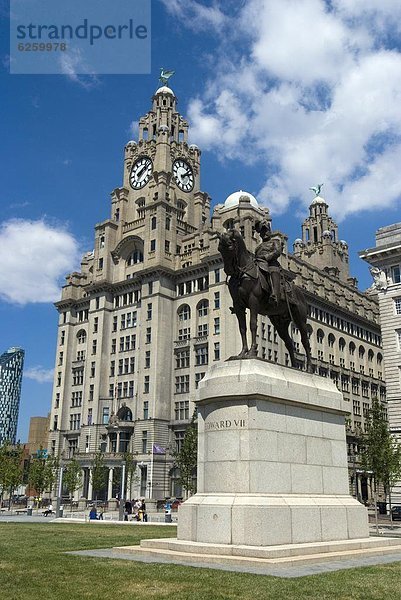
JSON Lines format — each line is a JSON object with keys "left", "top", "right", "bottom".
{"left": 108, "top": 468, "right": 114, "bottom": 500}
{"left": 87, "top": 469, "right": 93, "bottom": 501}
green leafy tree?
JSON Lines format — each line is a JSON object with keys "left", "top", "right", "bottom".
{"left": 360, "top": 397, "right": 401, "bottom": 529}
{"left": 175, "top": 411, "right": 197, "bottom": 497}
{"left": 62, "top": 457, "right": 83, "bottom": 511}
{"left": 28, "top": 450, "right": 58, "bottom": 508}
{"left": 90, "top": 452, "right": 108, "bottom": 501}
{"left": 123, "top": 452, "right": 138, "bottom": 500}
{"left": 0, "top": 442, "right": 24, "bottom": 509}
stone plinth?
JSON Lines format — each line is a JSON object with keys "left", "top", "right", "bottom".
{"left": 177, "top": 359, "right": 369, "bottom": 546}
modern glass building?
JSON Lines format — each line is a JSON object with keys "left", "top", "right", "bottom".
{"left": 0, "top": 347, "right": 24, "bottom": 444}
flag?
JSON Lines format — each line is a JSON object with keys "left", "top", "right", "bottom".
{"left": 152, "top": 444, "right": 166, "bottom": 455}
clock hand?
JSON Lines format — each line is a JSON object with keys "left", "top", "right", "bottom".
{"left": 136, "top": 165, "right": 147, "bottom": 180}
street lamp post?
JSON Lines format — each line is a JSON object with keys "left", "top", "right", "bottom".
{"left": 55, "top": 465, "right": 64, "bottom": 518}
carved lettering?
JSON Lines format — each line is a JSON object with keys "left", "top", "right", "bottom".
{"left": 205, "top": 418, "right": 246, "bottom": 431}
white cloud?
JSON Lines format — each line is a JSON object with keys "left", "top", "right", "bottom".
{"left": 160, "top": 0, "right": 226, "bottom": 31}
{"left": 129, "top": 120, "right": 139, "bottom": 140}
{"left": 180, "top": 0, "right": 401, "bottom": 219}
{"left": 59, "top": 48, "right": 99, "bottom": 89}
{"left": 0, "top": 218, "right": 80, "bottom": 305}
{"left": 24, "top": 367, "right": 54, "bottom": 384}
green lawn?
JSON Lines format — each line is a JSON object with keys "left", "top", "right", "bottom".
{"left": 1, "top": 523, "right": 401, "bottom": 600}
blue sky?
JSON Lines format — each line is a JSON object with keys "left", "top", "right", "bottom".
{"left": 1, "top": 0, "right": 401, "bottom": 442}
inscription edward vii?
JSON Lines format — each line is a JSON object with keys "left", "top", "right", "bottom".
{"left": 205, "top": 419, "right": 246, "bottom": 431}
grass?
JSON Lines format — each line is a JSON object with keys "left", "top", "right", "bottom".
{"left": 1, "top": 523, "right": 401, "bottom": 600}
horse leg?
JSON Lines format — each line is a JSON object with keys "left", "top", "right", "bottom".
{"left": 271, "top": 316, "right": 296, "bottom": 367}
{"left": 299, "top": 320, "right": 313, "bottom": 373}
{"left": 235, "top": 308, "right": 249, "bottom": 359}
{"left": 246, "top": 304, "right": 258, "bottom": 358}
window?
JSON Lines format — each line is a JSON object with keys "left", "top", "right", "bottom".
{"left": 175, "top": 431, "right": 185, "bottom": 452}
{"left": 197, "top": 300, "right": 208, "bottom": 317}
{"left": 178, "top": 304, "right": 191, "bottom": 321}
{"left": 100, "top": 236, "right": 105, "bottom": 248}
{"left": 165, "top": 240, "right": 170, "bottom": 253}
{"left": 328, "top": 334, "right": 335, "bottom": 348}
{"left": 147, "top": 303, "right": 152, "bottom": 320}
{"left": 148, "top": 281, "right": 153, "bottom": 295}
{"left": 214, "top": 292, "right": 220, "bottom": 309}
{"left": 151, "top": 216, "right": 157, "bottom": 230}
{"left": 90, "top": 362, "right": 96, "bottom": 377}
{"left": 102, "top": 407, "right": 110, "bottom": 424}
{"left": 214, "top": 342, "right": 220, "bottom": 360}
{"left": 397, "top": 330, "right": 401, "bottom": 350}
{"left": 198, "top": 323, "right": 208, "bottom": 337}
{"left": 93, "top": 317, "right": 98, "bottom": 333}
{"left": 98, "top": 258, "right": 103, "bottom": 270}
{"left": 53, "top": 415, "right": 58, "bottom": 430}
{"left": 195, "top": 346, "right": 208, "bottom": 366}
{"left": 144, "top": 375, "right": 150, "bottom": 393}
{"left": 150, "top": 239, "right": 156, "bottom": 251}
{"left": 129, "top": 380, "right": 134, "bottom": 397}
{"left": 214, "top": 269, "right": 220, "bottom": 283}
{"left": 58, "top": 352, "right": 63, "bottom": 366}
{"left": 89, "top": 384, "right": 94, "bottom": 401}
{"left": 166, "top": 217, "right": 171, "bottom": 230}
{"left": 175, "top": 400, "right": 189, "bottom": 420}
{"left": 353, "top": 400, "right": 361, "bottom": 416}
{"left": 175, "top": 374, "right": 190, "bottom": 394}
{"left": 60, "top": 330, "right": 65, "bottom": 345}
{"left": 69, "top": 413, "right": 81, "bottom": 431}
{"left": 391, "top": 265, "right": 401, "bottom": 283}
{"left": 87, "top": 408, "right": 93, "bottom": 425}
{"left": 92, "top": 340, "right": 97, "bottom": 355}
{"left": 68, "top": 438, "right": 78, "bottom": 458}
{"left": 96, "top": 297, "right": 100, "bottom": 310}
{"left": 195, "top": 372, "right": 205, "bottom": 388}
{"left": 127, "top": 249, "right": 143, "bottom": 265}
{"left": 178, "top": 328, "right": 191, "bottom": 341}
{"left": 146, "top": 327, "right": 152, "bottom": 343}
{"left": 143, "top": 401, "right": 149, "bottom": 420}
{"left": 317, "top": 329, "right": 324, "bottom": 344}
{"left": 214, "top": 317, "right": 220, "bottom": 334}
{"left": 77, "top": 330, "right": 86, "bottom": 344}
{"left": 109, "top": 384, "right": 114, "bottom": 398}
{"left": 176, "top": 349, "right": 190, "bottom": 369}
{"left": 72, "top": 368, "right": 83, "bottom": 386}
{"left": 55, "top": 393, "right": 60, "bottom": 409}
{"left": 112, "top": 316, "right": 118, "bottom": 332}
{"left": 352, "top": 378, "right": 360, "bottom": 395}
{"left": 110, "top": 361, "right": 115, "bottom": 377}
{"left": 141, "top": 430, "right": 149, "bottom": 454}
{"left": 395, "top": 298, "right": 401, "bottom": 314}
{"left": 76, "top": 350, "right": 85, "bottom": 361}
{"left": 145, "top": 350, "right": 151, "bottom": 368}
{"left": 71, "top": 391, "right": 82, "bottom": 407}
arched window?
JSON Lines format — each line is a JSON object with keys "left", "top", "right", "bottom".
{"left": 339, "top": 337, "right": 346, "bottom": 352}
{"left": 127, "top": 249, "right": 144, "bottom": 265}
{"left": 77, "top": 330, "right": 86, "bottom": 344}
{"left": 317, "top": 329, "right": 324, "bottom": 344}
{"left": 197, "top": 300, "right": 209, "bottom": 318}
{"left": 328, "top": 333, "right": 335, "bottom": 348}
{"left": 349, "top": 342, "right": 356, "bottom": 356}
{"left": 166, "top": 217, "right": 171, "bottom": 230}
{"left": 99, "top": 236, "right": 105, "bottom": 248}
{"left": 151, "top": 216, "right": 157, "bottom": 230}
{"left": 178, "top": 304, "right": 191, "bottom": 321}
{"left": 358, "top": 345, "right": 365, "bottom": 360}
{"left": 224, "top": 219, "right": 235, "bottom": 231}
{"left": 377, "top": 352, "right": 383, "bottom": 365}
{"left": 368, "top": 349, "right": 374, "bottom": 362}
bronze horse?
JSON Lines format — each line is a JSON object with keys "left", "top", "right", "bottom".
{"left": 217, "top": 229, "right": 312, "bottom": 372}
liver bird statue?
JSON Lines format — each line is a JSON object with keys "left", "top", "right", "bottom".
{"left": 309, "top": 183, "right": 324, "bottom": 196}
{"left": 159, "top": 68, "right": 175, "bottom": 87}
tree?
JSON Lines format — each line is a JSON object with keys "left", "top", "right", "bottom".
{"left": 62, "top": 457, "right": 82, "bottom": 511}
{"left": 123, "top": 452, "right": 138, "bottom": 500}
{"left": 28, "top": 451, "right": 58, "bottom": 508}
{"left": 90, "top": 452, "right": 108, "bottom": 501}
{"left": 0, "top": 442, "right": 24, "bottom": 509}
{"left": 174, "top": 411, "right": 197, "bottom": 497}
{"left": 360, "top": 397, "right": 401, "bottom": 529}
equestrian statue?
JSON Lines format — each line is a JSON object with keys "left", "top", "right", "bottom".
{"left": 217, "top": 220, "right": 312, "bottom": 372}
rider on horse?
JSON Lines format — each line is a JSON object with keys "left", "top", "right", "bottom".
{"left": 254, "top": 220, "right": 283, "bottom": 305}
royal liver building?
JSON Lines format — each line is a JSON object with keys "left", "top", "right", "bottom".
{"left": 49, "top": 83, "right": 385, "bottom": 502}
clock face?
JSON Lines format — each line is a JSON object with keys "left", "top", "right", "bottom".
{"left": 173, "top": 159, "right": 194, "bottom": 192}
{"left": 130, "top": 156, "right": 153, "bottom": 190}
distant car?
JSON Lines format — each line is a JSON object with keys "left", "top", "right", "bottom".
{"left": 392, "top": 506, "right": 401, "bottom": 520}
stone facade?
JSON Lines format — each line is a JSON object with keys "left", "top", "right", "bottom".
{"left": 48, "top": 85, "right": 385, "bottom": 502}
{"left": 360, "top": 222, "right": 401, "bottom": 502}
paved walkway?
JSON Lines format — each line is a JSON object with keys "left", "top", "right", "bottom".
{"left": 68, "top": 546, "right": 401, "bottom": 578}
